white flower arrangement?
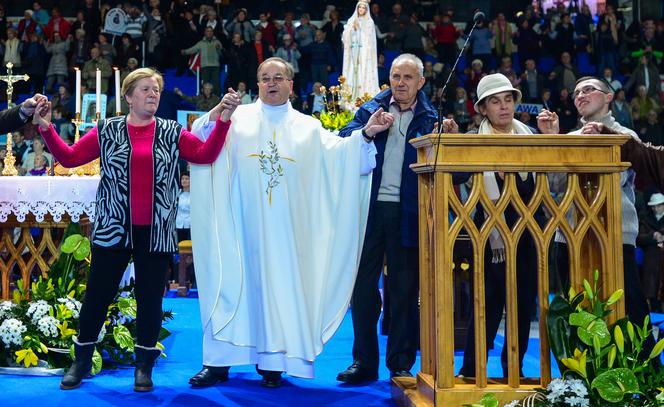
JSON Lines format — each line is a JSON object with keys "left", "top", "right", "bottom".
{"left": 57, "top": 297, "right": 82, "bottom": 319}
{"left": 26, "top": 300, "right": 51, "bottom": 323}
{"left": 0, "top": 318, "right": 27, "bottom": 347}
{"left": 36, "top": 316, "right": 60, "bottom": 338}
{"left": 0, "top": 301, "right": 15, "bottom": 319}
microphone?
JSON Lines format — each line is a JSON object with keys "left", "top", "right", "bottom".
{"left": 436, "top": 10, "right": 485, "bottom": 137}
{"left": 473, "top": 11, "right": 486, "bottom": 23}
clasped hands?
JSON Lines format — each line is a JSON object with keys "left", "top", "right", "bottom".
{"left": 211, "top": 88, "right": 242, "bottom": 122}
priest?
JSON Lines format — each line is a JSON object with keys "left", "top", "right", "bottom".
{"left": 187, "top": 57, "right": 394, "bottom": 388}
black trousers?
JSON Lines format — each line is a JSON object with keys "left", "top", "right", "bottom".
{"left": 459, "top": 238, "right": 538, "bottom": 377}
{"left": 555, "top": 243, "right": 655, "bottom": 356}
{"left": 78, "top": 226, "right": 171, "bottom": 347}
{"left": 350, "top": 201, "right": 419, "bottom": 373}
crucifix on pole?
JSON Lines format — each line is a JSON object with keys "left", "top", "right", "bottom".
{"left": 1, "top": 62, "right": 30, "bottom": 176}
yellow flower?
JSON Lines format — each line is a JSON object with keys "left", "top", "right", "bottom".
{"left": 58, "top": 321, "right": 77, "bottom": 339}
{"left": 15, "top": 348, "right": 39, "bottom": 368}
{"left": 561, "top": 348, "right": 588, "bottom": 378}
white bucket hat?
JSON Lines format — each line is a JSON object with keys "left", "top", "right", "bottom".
{"left": 648, "top": 193, "right": 664, "bottom": 206}
{"left": 474, "top": 73, "right": 522, "bottom": 111}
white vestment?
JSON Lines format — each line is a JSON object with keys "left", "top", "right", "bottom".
{"left": 190, "top": 101, "right": 373, "bottom": 378}
{"left": 342, "top": 6, "right": 380, "bottom": 102}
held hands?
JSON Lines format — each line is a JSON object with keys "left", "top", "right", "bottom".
{"left": 363, "top": 107, "right": 394, "bottom": 138}
{"left": 536, "top": 109, "right": 560, "bottom": 134}
{"left": 32, "top": 99, "right": 52, "bottom": 131}
{"left": 215, "top": 88, "right": 241, "bottom": 122}
{"left": 21, "top": 93, "right": 48, "bottom": 117}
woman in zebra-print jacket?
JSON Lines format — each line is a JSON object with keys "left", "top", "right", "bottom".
{"left": 33, "top": 67, "right": 241, "bottom": 392}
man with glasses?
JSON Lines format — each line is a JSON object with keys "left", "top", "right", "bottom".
{"left": 540, "top": 77, "right": 655, "bottom": 359}
{"left": 187, "top": 57, "right": 394, "bottom": 388}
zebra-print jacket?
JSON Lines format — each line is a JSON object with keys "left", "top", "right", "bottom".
{"left": 92, "top": 116, "right": 182, "bottom": 253}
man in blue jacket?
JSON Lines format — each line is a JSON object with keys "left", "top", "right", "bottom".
{"left": 337, "top": 53, "right": 458, "bottom": 382}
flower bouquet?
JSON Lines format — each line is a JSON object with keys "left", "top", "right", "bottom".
{"left": 316, "top": 77, "right": 384, "bottom": 131}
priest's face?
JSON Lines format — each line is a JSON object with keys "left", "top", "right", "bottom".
{"left": 257, "top": 61, "right": 293, "bottom": 106}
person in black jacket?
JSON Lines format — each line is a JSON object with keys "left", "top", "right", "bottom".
{"left": 0, "top": 94, "right": 44, "bottom": 135}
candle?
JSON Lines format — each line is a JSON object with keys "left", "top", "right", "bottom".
{"left": 114, "top": 67, "right": 121, "bottom": 114}
{"left": 75, "top": 68, "right": 81, "bottom": 114}
{"left": 95, "top": 68, "right": 101, "bottom": 115}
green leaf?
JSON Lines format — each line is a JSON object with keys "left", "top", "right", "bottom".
{"left": 583, "top": 279, "right": 594, "bottom": 301}
{"left": 118, "top": 297, "right": 137, "bottom": 319}
{"left": 607, "top": 345, "right": 616, "bottom": 368}
{"left": 570, "top": 311, "right": 610, "bottom": 347}
{"left": 61, "top": 234, "right": 84, "bottom": 254}
{"left": 591, "top": 368, "right": 639, "bottom": 403}
{"left": 72, "top": 237, "right": 91, "bottom": 261}
{"left": 605, "top": 289, "right": 624, "bottom": 306}
{"left": 113, "top": 325, "right": 134, "bottom": 350}
{"left": 90, "top": 349, "right": 103, "bottom": 376}
{"left": 569, "top": 311, "right": 596, "bottom": 327}
{"left": 614, "top": 326, "right": 624, "bottom": 354}
{"left": 546, "top": 295, "right": 576, "bottom": 373}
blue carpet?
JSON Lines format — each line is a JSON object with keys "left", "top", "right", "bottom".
{"left": 1, "top": 298, "right": 559, "bottom": 406}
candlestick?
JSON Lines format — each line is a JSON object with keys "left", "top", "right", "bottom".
{"left": 114, "top": 67, "right": 121, "bottom": 114}
{"left": 75, "top": 67, "right": 81, "bottom": 114}
{"left": 95, "top": 68, "right": 101, "bottom": 115}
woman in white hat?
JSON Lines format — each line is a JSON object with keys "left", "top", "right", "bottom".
{"left": 458, "top": 73, "right": 558, "bottom": 378}
{"left": 636, "top": 192, "right": 664, "bottom": 312}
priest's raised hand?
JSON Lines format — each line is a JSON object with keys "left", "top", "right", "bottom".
{"left": 363, "top": 107, "right": 395, "bottom": 138}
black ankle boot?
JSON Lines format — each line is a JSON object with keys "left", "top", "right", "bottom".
{"left": 134, "top": 346, "right": 162, "bottom": 392}
{"left": 60, "top": 340, "right": 96, "bottom": 390}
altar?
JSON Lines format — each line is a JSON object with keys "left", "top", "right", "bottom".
{"left": 0, "top": 176, "right": 99, "bottom": 299}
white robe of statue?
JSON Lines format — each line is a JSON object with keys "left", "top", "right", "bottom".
{"left": 342, "top": 2, "right": 380, "bottom": 102}
{"left": 189, "top": 100, "right": 374, "bottom": 378}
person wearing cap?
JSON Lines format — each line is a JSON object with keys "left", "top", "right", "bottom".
{"left": 637, "top": 192, "right": 664, "bottom": 312}
{"left": 540, "top": 76, "right": 657, "bottom": 361}
{"left": 457, "top": 73, "right": 554, "bottom": 378}
{"left": 336, "top": 53, "right": 460, "bottom": 384}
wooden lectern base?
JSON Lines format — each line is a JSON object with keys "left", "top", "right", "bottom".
{"left": 391, "top": 373, "right": 538, "bottom": 407}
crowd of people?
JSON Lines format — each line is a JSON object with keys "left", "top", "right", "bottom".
{"left": 0, "top": 0, "right": 663, "bottom": 390}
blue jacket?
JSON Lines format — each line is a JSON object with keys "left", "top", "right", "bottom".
{"left": 339, "top": 88, "right": 437, "bottom": 247}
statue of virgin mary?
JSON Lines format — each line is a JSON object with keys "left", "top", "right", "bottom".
{"left": 342, "top": 0, "right": 380, "bottom": 102}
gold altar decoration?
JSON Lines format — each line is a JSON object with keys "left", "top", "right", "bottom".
{"left": 1, "top": 62, "right": 30, "bottom": 176}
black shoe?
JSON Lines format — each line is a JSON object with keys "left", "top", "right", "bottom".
{"left": 390, "top": 369, "right": 413, "bottom": 379}
{"left": 189, "top": 366, "right": 230, "bottom": 387}
{"left": 259, "top": 370, "right": 283, "bottom": 388}
{"left": 336, "top": 361, "right": 378, "bottom": 384}
{"left": 134, "top": 346, "right": 162, "bottom": 392}
{"left": 60, "top": 341, "right": 95, "bottom": 390}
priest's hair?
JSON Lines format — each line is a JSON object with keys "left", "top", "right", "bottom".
{"left": 257, "top": 57, "right": 295, "bottom": 80}
{"left": 391, "top": 53, "right": 424, "bottom": 78}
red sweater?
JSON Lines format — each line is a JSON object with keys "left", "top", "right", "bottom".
{"left": 431, "top": 23, "right": 459, "bottom": 45}
{"left": 40, "top": 118, "right": 229, "bottom": 225}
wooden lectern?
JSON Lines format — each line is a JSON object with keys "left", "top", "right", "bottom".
{"left": 392, "top": 134, "right": 629, "bottom": 406}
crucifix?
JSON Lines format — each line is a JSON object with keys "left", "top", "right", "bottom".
{"left": 1, "top": 62, "right": 30, "bottom": 176}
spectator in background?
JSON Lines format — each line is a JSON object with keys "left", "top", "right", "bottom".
{"left": 82, "top": 47, "right": 113, "bottom": 93}
{"left": 309, "top": 30, "right": 334, "bottom": 87}
{"left": 199, "top": 9, "right": 225, "bottom": 43}
{"left": 539, "top": 88, "right": 554, "bottom": 112}
{"left": 453, "top": 87, "right": 474, "bottom": 132}
{"left": 181, "top": 27, "right": 223, "bottom": 96}
{"left": 492, "top": 13, "right": 513, "bottom": 60}
{"left": 3, "top": 28, "right": 22, "bottom": 70}
{"left": 256, "top": 11, "right": 278, "bottom": 49}
{"left": 70, "top": 28, "right": 91, "bottom": 68}
{"left": 22, "top": 32, "right": 47, "bottom": 94}
{"left": 602, "top": 67, "right": 622, "bottom": 92}
{"left": 296, "top": 13, "right": 317, "bottom": 89}
{"left": 175, "top": 82, "right": 221, "bottom": 112}
{"left": 430, "top": 13, "right": 459, "bottom": 67}
{"left": 275, "top": 34, "right": 301, "bottom": 94}
{"left": 630, "top": 85, "right": 661, "bottom": 123}
{"left": 236, "top": 81, "right": 253, "bottom": 104}
{"left": 145, "top": 7, "right": 166, "bottom": 69}
{"left": 96, "top": 33, "right": 116, "bottom": 65}
{"left": 465, "top": 59, "right": 486, "bottom": 97}
{"left": 497, "top": 56, "right": 518, "bottom": 87}
{"left": 612, "top": 88, "right": 633, "bottom": 129}
{"left": 81, "top": 0, "right": 100, "bottom": 39}
{"left": 174, "top": 9, "right": 200, "bottom": 76}
{"left": 402, "top": 13, "right": 425, "bottom": 59}
{"left": 124, "top": 6, "right": 147, "bottom": 41}
{"left": 17, "top": 10, "right": 38, "bottom": 42}
{"left": 637, "top": 192, "right": 664, "bottom": 313}
{"left": 304, "top": 81, "right": 325, "bottom": 115}
{"left": 0, "top": 6, "right": 7, "bottom": 42}
{"left": 574, "top": 3, "right": 593, "bottom": 52}
{"left": 384, "top": 3, "right": 407, "bottom": 52}
{"left": 625, "top": 55, "right": 661, "bottom": 99}
{"left": 520, "top": 59, "right": 545, "bottom": 103}
{"left": 44, "top": 7, "right": 71, "bottom": 42}
{"left": 594, "top": 19, "right": 619, "bottom": 74}
{"left": 28, "top": 153, "right": 48, "bottom": 176}
{"left": 51, "top": 85, "right": 72, "bottom": 112}
{"left": 22, "top": 136, "right": 53, "bottom": 175}
{"left": 278, "top": 12, "right": 296, "bottom": 44}
{"left": 467, "top": 19, "right": 492, "bottom": 71}
{"left": 225, "top": 33, "right": 255, "bottom": 97}
{"left": 225, "top": 8, "right": 255, "bottom": 44}
{"left": 12, "top": 132, "right": 30, "bottom": 167}
{"left": 555, "top": 88, "right": 577, "bottom": 133}
{"left": 555, "top": 13, "right": 575, "bottom": 58}
{"left": 513, "top": 19, "right": 540, "bottom": 68}
{"left": 71, "top": 10, "right": 91, "bottom": 43}
{"left": 637, "top": 110, "right": 663, "bottom": 146}
{"left": 120, "top": 58, "right": 139, "bottom": 83}
{"left": 31, "top": 1, "right": 49, "bottom": 29}
{"left": 176, "top": 172, "right": 191, "bottom": 242}
{"left": 252, "top": 30, "right": 273, "bottom": 68}
{"left": 116, "top": 34, "right": 141, "bottom": 71}
{"left": 322, "top": 10, "right": 343, "bottom": 71}
{"left": 377, "top": 53, "right": 389, "bottom": 85}
{"left": 550, "top": 52, "right": 580, "bottom": 95}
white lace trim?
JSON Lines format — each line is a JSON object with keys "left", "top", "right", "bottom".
{"left": 0, "top": 176, "right": 99, "bottom": 223}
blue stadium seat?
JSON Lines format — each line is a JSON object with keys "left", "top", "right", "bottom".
{"left": 383, "top": 50, "right": 400, "bottom": 70}
{"left": 576, "top": 52, "right": 596, "bottom": 75}
{"left": 538, "top": 56, "right": 555, "bottom": 74}
{"left": 328, "top": 71, "right": 340, "bottom": 86}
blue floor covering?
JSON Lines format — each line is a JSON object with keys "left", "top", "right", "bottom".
{"left": 1, "top": 298, "right": 560, "bottom": 406}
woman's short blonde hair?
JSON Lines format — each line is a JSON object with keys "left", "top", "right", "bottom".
{"left": 121, "top": 67, "right": 164, "bottom": 98}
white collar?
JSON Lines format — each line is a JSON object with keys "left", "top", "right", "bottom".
{"left": 257, "top": 99, "right": 291, "bottom": 123}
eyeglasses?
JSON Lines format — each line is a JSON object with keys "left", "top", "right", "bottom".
{"left": 259, "top": 75, "right": 290, "bottom": 84}
{"left": 572, "top": 85, "right": 607, "bottom": 99}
